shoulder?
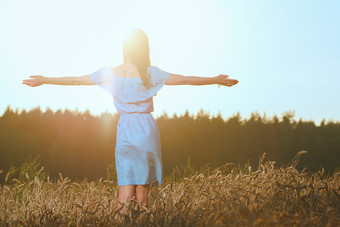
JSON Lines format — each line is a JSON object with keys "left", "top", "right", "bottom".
{"left": 148, "top": 66, "right": 164, "bottom": 74}
{"left": 147, "top": 65, "right": 156, "bottom": 72}
{"left": 149, "top": 66, "right": 170, "bottom": 76}
{"left": 147, "top": 66, "right": 161, "bottom": 78}
{"left": 108, "top": 64, "right": 123, "bottom": 75}
{"left": 148, "top": 66, "right": 170, "bottom": 84}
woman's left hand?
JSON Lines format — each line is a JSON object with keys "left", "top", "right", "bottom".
{"left": 216, "top": 74, "right": 239, "bottom": 87}
{"left": 22, "top": 75, "right": 45, "bottom": 87}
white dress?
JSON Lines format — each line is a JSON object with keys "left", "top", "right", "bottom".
{"left": 90, "top": 65, "right": 170, "bottom": 186}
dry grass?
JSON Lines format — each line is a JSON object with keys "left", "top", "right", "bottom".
{"left": 1, "top": 151, "right": 339, "bottom": 226}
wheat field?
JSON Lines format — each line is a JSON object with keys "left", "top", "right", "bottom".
{"left": 0, "top": 151, "right": 339, "bottom": 226}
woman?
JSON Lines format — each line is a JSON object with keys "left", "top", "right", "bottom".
{"left": 22, "top": 28, "right": 239, "bottom": 213}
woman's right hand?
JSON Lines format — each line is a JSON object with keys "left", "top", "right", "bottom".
{"left": 22, "top": 75, "right": 45, "bottom": 87}
{"left": 216, "top": 74, "right": 239, "bottom": 87}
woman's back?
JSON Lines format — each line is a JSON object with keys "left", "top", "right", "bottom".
{"left": 110, "top": 62, "right": 142, "bottom": 79}
{"left": 89, "top": 64, "right": 170, "bottom": 114}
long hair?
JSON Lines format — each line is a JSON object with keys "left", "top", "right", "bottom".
{"left": 123, "top": 28, "right": 152, "bottom": 89}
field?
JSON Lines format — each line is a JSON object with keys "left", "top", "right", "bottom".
{"left": 1, "top": 151, "right": 339, "bottom": 226}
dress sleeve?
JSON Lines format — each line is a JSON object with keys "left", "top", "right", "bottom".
{"left": 89, "top": 66, "right": 114, "bottom": 95}
{"left": 148, "top": 66, "right": 170, "bottom": 95}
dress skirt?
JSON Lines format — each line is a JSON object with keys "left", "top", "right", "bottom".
{"left": 115, "top": 112, "right": 163, "bottom": 186}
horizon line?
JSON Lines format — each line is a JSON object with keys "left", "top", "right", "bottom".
{"left": 1, "top": 104, "right": 339, "bottom": 126}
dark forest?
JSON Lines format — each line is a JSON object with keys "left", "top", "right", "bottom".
{"left": 0, "top": 105, "right": 339, "bottom": 183}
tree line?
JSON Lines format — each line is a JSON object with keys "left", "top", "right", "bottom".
{"left": 0, "top": 105, "right": 339, "bottom": 183}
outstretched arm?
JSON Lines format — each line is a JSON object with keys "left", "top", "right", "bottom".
{"left": 22, "top": 74, "right": 95, "bottom": 87}
{"left": 165, "top": 73, "right": 239, "bottom": 87}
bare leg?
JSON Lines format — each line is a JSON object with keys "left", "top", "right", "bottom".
{"left": 135, "top": 183, "right": 150, "bottom": 211}
{"left": 117, "top": 185, "right": 136, "bottom": 214}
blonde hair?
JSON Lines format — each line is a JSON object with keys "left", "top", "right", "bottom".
{"left": 123, "top": 28, "right": 152, "bottom": 89}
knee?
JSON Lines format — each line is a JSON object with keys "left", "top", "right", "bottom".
{"left": 136, "top": 184, "right": 150, "bottom": 194}
{"left": 118, "top": 185, "right": 136, "bottom": 201}
{"left": 135, "top": 184, "right": 150, "bottom": 200}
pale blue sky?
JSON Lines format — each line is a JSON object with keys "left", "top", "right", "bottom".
{"left": 1, "top": 0, "right": 339, "bottom": 125}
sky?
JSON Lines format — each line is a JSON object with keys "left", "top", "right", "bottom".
{"left": 0, "top": 0, "right": 339, "bottom": 125}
